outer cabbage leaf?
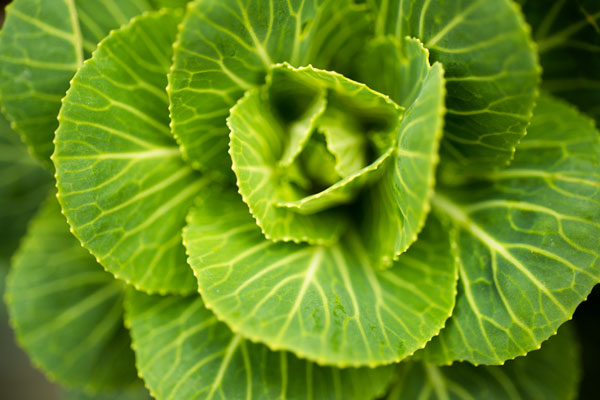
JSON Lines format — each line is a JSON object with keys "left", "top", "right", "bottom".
{"left": 126, "top": 291, "right": 395, "bottom": 400}
{"left": 423, "top": 94, "right": 600, "bottom": 365}
{"left": 522, "top": 0, "right": 600, "bottom": 123}
{"left": 125, "top": 289, "right": 396, "bottom": 400}
{"left": 54, "top": 9, "right": 203, "bottom": 294}
{"left": 0, "top": 113, "right": 51, "bottom": 272}
{"left": 369, "top": 0, "right": 540, "bottom": 171}
{"left": 63, "top": 385, "right": 151, "bottom": 400}
{"left": 184, "top": 190, "right": 457, "bottom": 367}
{"left": 0, "top": 112, "right": 52, "bottom": 392}
{"left": 149, "top": 0, "right": 190, "bottom": 9}
{"left": 5, "top": 195, "right": 138, "bottom": 392}
{"left": 0, "top": 0, "right": 159, "bottom": 166}
{"left": 168, "top": 0, "right": 370, "bottom": 176}
{"left": 388, "top": 325, "right": 580, "bottom": 400}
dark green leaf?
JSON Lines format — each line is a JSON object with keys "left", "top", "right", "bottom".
{"left": 0, "top": 112, "right": 51, "bottom": 272}
{"left": 389, "top": 325, "right": 580, "bottom": 400}
{"left": 522, "top": 0, "right": 600, "bottom": 123}
{"left": 5, "top": 195, "right": 138, "bottom": 392}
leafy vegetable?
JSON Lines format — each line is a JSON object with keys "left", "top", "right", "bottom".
{"left": 1, "top": 0, "right": 598, "bottom": 398}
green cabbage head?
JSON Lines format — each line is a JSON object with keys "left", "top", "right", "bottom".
{"left": 1, "top": 0, "right": 598, "bottom": 398}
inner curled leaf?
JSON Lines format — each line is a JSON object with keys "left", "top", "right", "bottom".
{"left": 228, "top": 63, "right": 403, "bottom": 244}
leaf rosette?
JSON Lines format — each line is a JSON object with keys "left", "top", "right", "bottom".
{"left": 48, "top": 0, "right": 600, "bottom": 367}
{"left": 2, "top": 0, "right": 599, "bottom": 397}
{"left": 50, "top": 0, "right": 459, "bottom": 367}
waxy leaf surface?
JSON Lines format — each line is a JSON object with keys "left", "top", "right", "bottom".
{"left": 424, "top": 94, "right": 600, "bottom": 365}
{"left": 169, "top": 0, "right": 367, "bottom": 175}
{"left": 126, "top": 290, "right": 396, "bottom": 400}
{"left": 54, "top": 9, "right": 201, "bottom": 294}
{"left": 357, "top": 37, "right": 446, "bottom": 267}
{"left": 184, "top": 190, "right": 457, "bottom": 366}
{"left": 370, "top": 0, "right": 540, "bottom": 171}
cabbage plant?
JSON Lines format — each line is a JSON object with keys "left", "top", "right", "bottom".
{"left": 0, "top": 0, "right": 598, "bottom": 398}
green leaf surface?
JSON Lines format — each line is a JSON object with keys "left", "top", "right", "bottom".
{"left": 305, "top": 1, "right": 375, "bottom": 75}
{"left": 388, "top": 325, "right": 580, "bottom": 400}
{"left": 5, "top": 195, "right": 138, "bottom": 392}
{"left": 229, "top": 64, "right": 401, "bottom": 244}
{"left": 357, "top": 37, "right": 446, "bottom": 267}
{"left": 125, "top": 289, "right": 396, "bottom": 400}
{"left": 522, "top": 0, "right": 600, "bottom": 123}
{"left": 0, "top": 112, "right": 51, "bottom": 323}
{"left": 169, "top": 0, "right": 366, "bottom": 175}
{"left": 63, "top": 384, "right": 151, "bottom": 400}
{"left": 53, "top": 9, "right": 202, "bottom": 294}
{"left": 424, "top": 94, "right": 600, "bottom": 365}
{"left": 184, "top": 189, "right": 457, "bottom": 367}
{"left": 318, "top": 108, "right": 369, "bottom": 177}
{"left": 357, "top": 37, "right": 431, "bottom": 109}
{"left": 276, "top": 149, "right": 392, "bottom": 216}
{"left": 229, "top": 86, "right": 345, "bottom": 244}
{"left": 0, "top": 0, "right": 156, "bottom": 166}
{"left": 149, "top": 0, "right": 190, "bottom": 9}
{"left": 278, "top": 94, "right": 327, "bottom": 167}
{"left": 0, "top": 113, "right": 52, "bottom": 270}
{"left": 369, "top": 0, "right": 540, "bottom": 171}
